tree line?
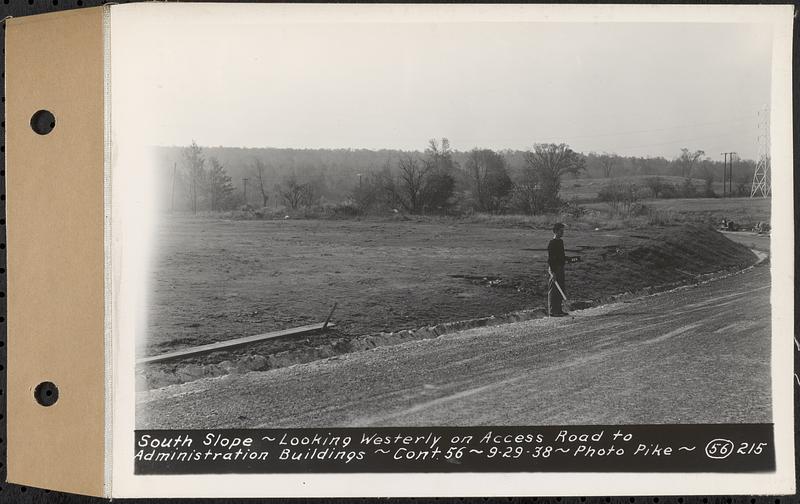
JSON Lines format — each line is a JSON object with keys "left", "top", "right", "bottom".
{"left": 162, "top": 140, "right": 760, "bottom": 215}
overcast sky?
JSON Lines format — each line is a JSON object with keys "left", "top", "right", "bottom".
{"left": 125, "top": 12, "right": 773, "bottom": 160}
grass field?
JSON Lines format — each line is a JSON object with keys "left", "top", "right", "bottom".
{"left": 144, "top": 216, "right": 758, "bottom": 362}
{"left": 561, "top": 175, "right": 715, "bottom": 201}
{"left": 580, "top": 196, "right": 771, "bottom": 228}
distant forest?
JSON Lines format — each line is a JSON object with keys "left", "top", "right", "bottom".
{"left": 153, "top": 140, "right": 761, "bottom": 215}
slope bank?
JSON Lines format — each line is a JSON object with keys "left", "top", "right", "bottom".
{"left": 140, "top": 220, "right": 758, "bottom": 389}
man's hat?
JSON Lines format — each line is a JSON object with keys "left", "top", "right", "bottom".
{"left": 553, "top": 222, "right": 565, "bottom": 233}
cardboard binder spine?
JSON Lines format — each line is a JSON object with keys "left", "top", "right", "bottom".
{"left": 6, "top": 7, "right": 108, "bottom": 497}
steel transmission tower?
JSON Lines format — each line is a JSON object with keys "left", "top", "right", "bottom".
{"left": 750, "top": 106, "right": 770, "bottom": 198}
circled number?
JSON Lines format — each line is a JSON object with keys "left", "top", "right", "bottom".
{"left": 705, "top": 439, "right": 734, "bottom": 459}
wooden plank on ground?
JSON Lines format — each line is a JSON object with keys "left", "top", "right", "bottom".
{"left": 137, "top": 323, "right": 332, "bottom": 365}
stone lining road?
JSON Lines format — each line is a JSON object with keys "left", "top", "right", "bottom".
{"left": 139, "top": 259, "right": 772, "bottom": 429}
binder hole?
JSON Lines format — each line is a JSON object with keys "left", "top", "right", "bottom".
{"left": 30, "top": 110, "right": 56, "bottom": 135}
{"left": 34, "top": 382, "right": 58, "bottom": 406}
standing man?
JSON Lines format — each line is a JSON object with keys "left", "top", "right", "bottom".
{"left": 547, "top": 222, "right": 573, "bottom": 317}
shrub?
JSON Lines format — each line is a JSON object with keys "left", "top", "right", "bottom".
{"left": 659, "top": 183, "right": 679, "bottom": 199}
{"left": 507, "top": 183, "right": 545, "bottom": 215}
{"left": 330, "top": 202, "right": 362, "bottom": 218}
{"left": 597, "top": 182, "right": 643, "bottom": 216}
{"left": 679, "top": 177, "right": 697, "bottom": 198}
{"left": 560, "top": 200, "right": 587, "bottom": 218}
{"left": 647, "top": 207, "right": 679, "bottom": 226}
{"left": 703, "top": 176, "right": 717, "bottom": 198}
{"left": 465, "top": 148, "right": 514, "bottom": 213}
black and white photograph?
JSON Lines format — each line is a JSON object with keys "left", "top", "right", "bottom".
{"left": 105, "top": 3, "right": 794, "bottom": 497}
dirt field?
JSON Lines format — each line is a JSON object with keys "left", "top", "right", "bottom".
{"left": 140, "top": 262, "right": 772, "bottom": 428}
{"left": 144, "top": 217, "right": 757, "bottom": 364}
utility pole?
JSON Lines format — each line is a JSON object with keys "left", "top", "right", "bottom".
{"left": 243, "top": 177, "right": 249, "bottom": 204}
{"left": 721, "top": 153, "right": 727, "bottom": 197}
{"left": 721, "top": 152, "right": 736, "bottom": 197}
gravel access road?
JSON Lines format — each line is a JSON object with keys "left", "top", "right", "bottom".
{"left": 139, "top": 263, "right": 772, "bottom": 428}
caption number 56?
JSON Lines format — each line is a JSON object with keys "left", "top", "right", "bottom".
{"left": 705, "top": 439, "right": 734, "bottom": 459}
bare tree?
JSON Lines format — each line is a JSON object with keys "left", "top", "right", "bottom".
{"left": 645, "top": 176, "right": 666, "bottom": 199}
{"left": 598, "top": 182, "right": 643, "bottom": 216}
{"left": 630, "top": 157, "right": 647, "bottom": 176}
{"left": 276, "top": 175, "right": 311, "bottom": 210}
{"left": 508, "top": 181, "right": 542, "bottom": 215}
{"left": 676, "top": 148, "right": 705, "bottom": 178}
{"left": 392, "top": 155, "right": 430, "bottom": 213}
{"left": 182, "top": 140, "right": 206, "bottom": 214}
{"left": 598, "top": 153, "right": 619, "bottom": 178}
{"left": 425, "top": 137, "right": 457, "bottom": 174}
{"left": 465, "top": 148, "right": 513, "bottom": 213}
{"left": 522, "top": 143, "right": 585, "bottom": 212}
{"left": 252, "top": 159, "right": 270, "bottom": 207}
{"left": 351, "top": 170, "right": 392, "bottom": 213}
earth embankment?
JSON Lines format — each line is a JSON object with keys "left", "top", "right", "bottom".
{"left": 141, "top": 219, "right": 758, "bottom": 388}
